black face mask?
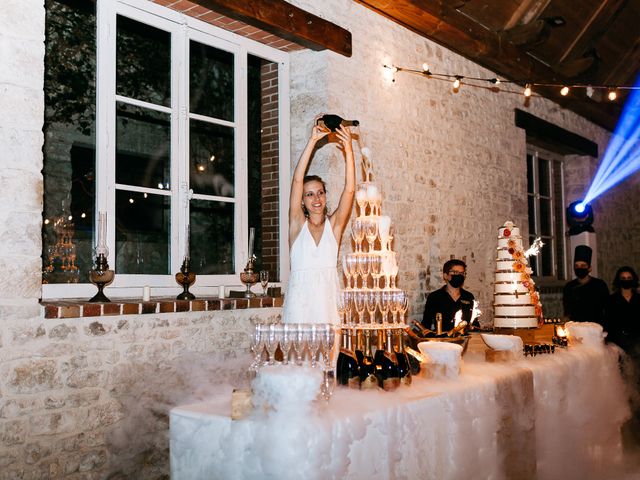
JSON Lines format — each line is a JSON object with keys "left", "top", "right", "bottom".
{"left": 574, "top": 268, "right": 589, "bottom": 279}
{"left": 619, "top": 279, "right": 635, "bottom": 289}
{"left": 448, "top": 274, "right": 465, "bottom": 288}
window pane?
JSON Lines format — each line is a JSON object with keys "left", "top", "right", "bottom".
{"left": 526, "top": 154, "right": 534, "bottom": 194}
{"left": 190, "top": 121, "right": 234, "bottom": 197}
{"left": 248, "top": 55, "right": 280, "bottom": 280}
{"left": 190, "top": 40, "right": 234, "bottom": 120}
{"left": 43, "top": 0, "right": 96, "bottom": 284}
{"left": 115, "top": 191, "right": 170, "bottom": 274}
{"left": 116, "top": 102, "right": 171, "bottom": 189}
{"left": 540, "top": 240, "right": 554, "bottom": 276}
{"left": 540, "top": 198, "right": 552, "bottom": 236}
{"left": 529, "top": 236, "right": 538, "bottom": 276}
{"left": 116, "top": 15, "right": 170, "bottom": 107}
{"left": 528, "top": 195, "right": 536, "bottom": 235}
{"left": 189, "top": 199, "right": 234, "bottom": 274}
{"left": 538, "top": 158, "right": 551, "bottom": 197}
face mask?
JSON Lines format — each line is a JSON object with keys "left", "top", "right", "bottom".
{"left": 574, "top": 268, "right": 589, "bottom": 279}
{"left": 619, "top": 279, "right": 635, "bottom": 289}
{"left": 448, "top": 274, "right": 465, "bottom": 288}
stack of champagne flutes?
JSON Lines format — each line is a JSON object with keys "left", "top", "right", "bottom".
{"left": 250, "top": 323, "right": 337, "bottom": 400}
{"left": 337, "top": 180, "right": 419, "bottom": 391}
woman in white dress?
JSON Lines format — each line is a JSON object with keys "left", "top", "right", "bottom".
{"left": 282, "top": 121, "right": 355, "bottom": 325}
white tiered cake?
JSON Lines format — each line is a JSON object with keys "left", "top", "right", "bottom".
{"left": 493, "top": 221, "right": 542, "bottom": 329}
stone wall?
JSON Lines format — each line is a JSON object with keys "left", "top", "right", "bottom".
{"left": 288, "top": 0, "right": 639, "bottom": 322}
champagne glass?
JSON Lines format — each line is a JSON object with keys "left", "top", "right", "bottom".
{"left": 308, "top": 324, "right": 322, "bottom": 367}
{"left": 357, "top": 253, "right": 370, "bottom": 289}
{"left": 321, "top": 368, "right": 336, "bottom": 402}
{"left": 293, "top": 324, "right": 306, "bottom": 365}
{"left": 257, "top": 323, "right": 270, "bottom": 366}
{"left": 380, "top": 290, "right": 392, "bottom": 325}
{"left": 355, "top": 186, "right": 368, "bottom": 217}
{"left": 354, "top": 291, "right": 366, "bottom": 325}
{"left": 347, "top": 254, "right": 358, "bottom": 289}
{"left": 398, "top": 293, "right": 409, "bottom": 324}
{"left": 390, "top": 291, "right": 403, "bottom": 324}
{"left": 259, "top": 270, "right": 269, "bottom": 297}
{"left": 370, "top": 254, "right": 382, "bottom": 290}
{"left": 336, "top": 292, "right": 348, "bottom": 325}
{"left": 351, "top": 218, "right": 365, "bottom": 253}
{"left": 343, "top": 290, "right": 354, "bottom": 326}
{"left": 364, "top": 220, "right": 378, "bottom": 252}
{"left": 282, "top": 324, "right": 294, "bottom": 364}
{"left": 250, "top": 324, "right": 266, "bottom": 370}
{"left": 365, "top": 290, "right": 378, "bottom": 324}
{"left": 265, "top": 323, "right": 282, "bottom": 365}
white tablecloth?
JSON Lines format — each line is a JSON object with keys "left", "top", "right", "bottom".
{"left": 170, "top": 344, "right": 629, "bottom": 480}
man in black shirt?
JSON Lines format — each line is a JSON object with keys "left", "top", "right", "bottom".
{"left": 562, "top": 245, "right": 609, "bottom": 325}
{"left": 422, "top": 259, "right": 476, "bottom": 331}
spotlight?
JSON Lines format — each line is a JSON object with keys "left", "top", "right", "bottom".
{"left": 566, "top": 200, "right": 594, "bottom": 235}
{"left": 560, "top": 86, "right": 570, "bottom": 96}
{"left": 524, "top": 84, "right": 532, "bottom": 97}
{"left": 453, "top": 77, "right": 461, "bottom": 89}
{"left": 608, "top": 89, "right": 617, "bottom": 101}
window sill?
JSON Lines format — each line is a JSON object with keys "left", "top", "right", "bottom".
{"left": 41, "top": 295, "right": 284, "bottom": 319}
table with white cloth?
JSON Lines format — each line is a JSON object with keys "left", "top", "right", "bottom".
{"left": 170, "top": 342, "right": 629, "bottom": 480}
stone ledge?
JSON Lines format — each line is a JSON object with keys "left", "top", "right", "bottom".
{"left": 41, "top": 296, "right": 284, "bottom": 319}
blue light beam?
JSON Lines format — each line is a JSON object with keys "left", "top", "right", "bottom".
{"left": 583, "top": 75, "right": 640, "bottom": 205}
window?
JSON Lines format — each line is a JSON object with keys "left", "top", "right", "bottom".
{"left": 42, "top": 0, "right": 289, "bottom": 298}
{"left": 526, "top": 147, "right": 567, "bottom": 280}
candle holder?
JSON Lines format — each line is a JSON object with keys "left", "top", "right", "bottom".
{"left": 88, "top": 253, "right": 115, "bottom": 303}
{"left": 240, "top": 256, "right": 259, "bottom": 298}
{"left": 175, "top": 257, "right": 196, "bottom": 300}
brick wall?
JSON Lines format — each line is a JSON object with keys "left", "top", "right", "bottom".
{"left": 260, "top": 61, "right": 281, "bottom": 281}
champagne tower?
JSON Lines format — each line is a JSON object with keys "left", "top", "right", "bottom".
{"left": 336, "top": 146, "right": 412, "bottom": 391}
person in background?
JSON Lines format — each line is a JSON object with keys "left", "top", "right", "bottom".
{"left": 282, "top": 119, "right": 355, "bottom": 326}
{"left": 562, "top": 245, "right": 609, "bottom": 324}
{"left": 605, "top": 266, "right": 640, "bottom": 352}
{"left": 422, "top": 259, "right": 476, "bottom": 332}
{"left": 605, "top": 267, "right": 640, "bottom": 449}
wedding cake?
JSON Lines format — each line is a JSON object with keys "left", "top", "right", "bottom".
{"left": 493, "top": 221, "right": 542, "bottom": 329}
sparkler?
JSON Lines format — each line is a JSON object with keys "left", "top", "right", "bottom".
{"left": 524, "top": 238, "right": 544, "bottom": 258}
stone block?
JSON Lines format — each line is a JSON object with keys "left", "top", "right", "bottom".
{"left": 48, "top": 323, "right": 76, "bottom": 340}
{"left": 0, "top": 0, "right": 45, "bottom": 41}
{"left": 0, "top": 213, "right": 41, "bottom": 257}
{"left": 0, "top": 39, "right": 45, "bottom": 90}
{"left": 0, "top": 84, "right": 44, "bottom": 130}
{"left": 29, "top": 408, "right": 89, "bottom": 436}
{"left": 0, "top": 167, "right": 42, "bottom": 210}
{"left": 0, "top": 257, "right": 41, "bottom": 299}
{"left": 0, "top": 419, "right": 26, "bottom": 445}
{"left": 66, "top": 369, "right": 108, "bottom": 389}
{"left": 5, "top": 359, "right": 61, "bottom": 394}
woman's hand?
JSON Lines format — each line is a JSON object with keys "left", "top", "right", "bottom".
{"left": 310, "top": 115, "right": 331, "bottom": 142}
{"left": 334, "top": 124, "right": 353, "bottom": 153}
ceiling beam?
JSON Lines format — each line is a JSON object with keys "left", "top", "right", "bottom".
{"left": 355, "top": 0, "right": 620, "bottom": 130}
{"left": 191, "top": 0, "right": 352, "bottom": 57}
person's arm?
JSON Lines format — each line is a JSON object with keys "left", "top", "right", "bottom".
{"left": 329, "top": 125, "right": 356, "bottom": 243}
{"left": 288, "top": 123, "right": 329, "bottom": 246}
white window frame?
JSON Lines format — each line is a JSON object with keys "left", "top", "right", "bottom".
{"left": 42, "top": 0, "right": 290, "bottom": 299}
{"left": 527, "top": 146, "right": 567, "bottom": 280}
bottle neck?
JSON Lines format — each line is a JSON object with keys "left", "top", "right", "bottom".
{"left": 385, "top": 330, "right": 394, "bottom": 354}
{"left": 364, "top": 331, "right": 373, "bottom": 356}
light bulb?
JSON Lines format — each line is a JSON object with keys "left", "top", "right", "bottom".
{"left": 524, "top": 84, "right": 532, "bottom": 97}
{"left": 129, "top": 198, "right": 134, "bottom": 204}
{"left": 608, "top": 89, "right": 617, "bottom": 101}
{"left": 422, "top": 63, "right": 429, "bottom": 72}
{"left": 560, "top": 86, "right": 569, "bottom": 96}
{"left": 453, "top": 78, "right": 461, "bottom": 89}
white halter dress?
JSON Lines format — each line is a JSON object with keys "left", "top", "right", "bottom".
{"left": 282, "top": 220, "right": 340, "bottom": 325}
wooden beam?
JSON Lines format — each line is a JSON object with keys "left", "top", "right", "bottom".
{"left": 355, "top": 0, "right": 620, "bottom": 130}
{"left": 189, "top": 0, "right": 352, "bottom": 57}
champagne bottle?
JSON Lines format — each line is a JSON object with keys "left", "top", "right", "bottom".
{"left": 317, "top": 114, "right": 360, "bottom": 132}
{"left": 410, "top": 320, "right": 436, "bottom": 338}
{"left": 446, "top": 320, "right": 468, "bottom": 337}
{"left": 359, "top": 330, "right": 378, "bottom": 389}
{"left": 403, "top": 346, "right": 424, "bottom": 376}
{"left": 395, "top": 331, "right": 412, "bottom": 386}
{"left": 436, "top": 312, "right": 443, "bottom": 335}
{"left": 336, "top": 328, "right": 360, "bottom": 389}
{"left": 354, "top": 330, "right": 365, "bottom": 366}
{"left": 374, "top": 329, "right": 399, "bottom": 391}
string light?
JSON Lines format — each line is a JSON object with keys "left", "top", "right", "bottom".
{"left": 385, "top": 63, "right": 638, "bottom": 100}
